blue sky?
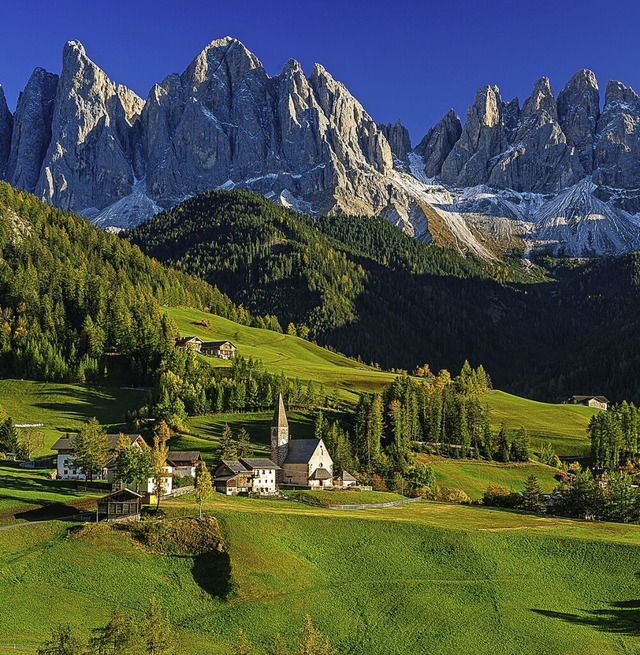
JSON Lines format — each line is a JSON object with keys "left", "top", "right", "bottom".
{"left": 2, "top": 0, "right": 640, "bottom": 143}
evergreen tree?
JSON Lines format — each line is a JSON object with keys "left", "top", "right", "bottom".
{"left": 88, "top": 609, "right": 145, "bottom": 655}
{"left": 298, "top": 615, "right": 335, "bottom": 655}
{"left": 495, "top": 424, "right": 510, "bottom": 463}
{"left": 521, "top": 476, "right": 545, "bottom": 513}
{"left": 141, "top": 597, "right": 175, "bottom": 655}
{"left": 510, "top": 428, "right": 530, "bottom": 462}
{"left": 37, "top": 625, "right": 85, "bottom": 655}
{"left": 237, "top": 428, "right": 252, "bottom": 459}
{"left": 219, "top": 424, "right": 238, "bottom": 460}
{"left": 0, "top": 417, "right": 19, "bottom": 454}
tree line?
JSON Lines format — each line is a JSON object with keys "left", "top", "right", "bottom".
{"left": 38, "top": 605, "right": 336, "bottom": 655}
{"left": 589, "top": 401, "right": 640, "bottom": 469}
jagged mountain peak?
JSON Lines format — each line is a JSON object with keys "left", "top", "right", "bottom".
{"left": 603, "top": 79, "right": 640, "bottom": 109}
{"left": 187, "top": 36, "right": 265, "bottom": 85}
{"left": 564, "top": 68, "right": 599, "bottom": 92}
{"left": 3, "top": 39, "right": 640, "bottom": 260}
{"left": 521, "top": 77, "right": 557, "bottom": 119}
{"left": 63, "top": 39, "right": 86, "bottom": 57}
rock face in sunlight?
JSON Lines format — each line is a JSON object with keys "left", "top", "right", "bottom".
{"left": 1, "top": 39, "right": 640, "bottom": 257}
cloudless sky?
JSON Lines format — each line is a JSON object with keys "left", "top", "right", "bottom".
{"left": 2, "top": 0, "right": 640, "bottom": 143}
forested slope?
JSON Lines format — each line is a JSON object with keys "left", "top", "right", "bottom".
{"left": 128, "top": 190, "right": 640, "bottom": 402}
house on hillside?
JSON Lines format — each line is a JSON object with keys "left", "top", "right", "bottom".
{"left": 271, "top": 394, "right": 335, "bottom": 488}
{"left": 97, "top": 488, "right": 142, "bottom": 521}
{"left": 167, "top": 451, "right": 201, "bottom": 479}
{"left": 569, "top": 395, "right": 609, "bottom": 410}
{"left": 175, "top": 336, "right": 203, "bottom": 352}
{"left": 201, "top": 340, "right": 237, "bottom": 359}
{"left": 213, "top": 458, "right": 280, "bottom": 495}
{"left": 52, "top": 433, "right": 146, "bottom": 480}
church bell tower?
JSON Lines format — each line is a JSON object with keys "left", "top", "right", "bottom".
{"left": 271, "top": 393, "right": 289, "bottom": 467}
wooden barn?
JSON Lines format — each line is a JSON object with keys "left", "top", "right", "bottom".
{"left": 97, "top": 489, "right": 143, "bottom": 521}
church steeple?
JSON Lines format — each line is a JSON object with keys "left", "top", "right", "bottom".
{"left": 271, "top": 393, "right": 289, "bottom": 467}
{"left": 273, "top": 393, "right": 288, "bottom": 429}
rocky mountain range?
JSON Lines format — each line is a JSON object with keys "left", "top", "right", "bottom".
{"left": 1, "top": 37, "right": 640, "bottom": 258}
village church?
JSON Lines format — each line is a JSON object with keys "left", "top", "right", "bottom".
{"left": 271, "top": 394, "right": 334, "bottom": 488}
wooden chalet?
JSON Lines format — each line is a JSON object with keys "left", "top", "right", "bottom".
{"left": 214, "top": 460, "right": 254, "bottom": 495}
{"left": 175, "top": 336, "right": 203, "bottom": 352}
{"left": 167, "top": 450, "right": 202, "bottom": 478}
{"left": 97, "top": 488, "right": 142, "bottom": 521}
{"left": 569, "top": 395, "right": 609, "bottom": 411}
{"left": 201, "top": 340, "right": 237, "bottom": 359}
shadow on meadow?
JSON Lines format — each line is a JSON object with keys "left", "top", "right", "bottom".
{"left": 533, "top": 599, "right": 640, "bottom": 636}
{"left": 30, "top": 383, "right": 141, "bottom": 427}
{"left": 191, "top": 550, "right": 236, "bottom": 600}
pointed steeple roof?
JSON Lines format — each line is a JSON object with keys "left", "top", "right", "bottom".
{"left": 272, "top": 393, "right": 288, "bottom": 428}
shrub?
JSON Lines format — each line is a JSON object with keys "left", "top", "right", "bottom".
{"left": 438, "top": 487, "right": 472, "bottom": 504}
{"left": 482, "top": 484, "right": 521, "bottom": 508}
{"left": 67, "top": 522, "right": 111, "bottom": 541}
{"left": 130, "top": 516, "right": 224, "bottom": 555}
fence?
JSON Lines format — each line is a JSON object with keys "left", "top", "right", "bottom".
{"left": 167, "top": 485, "right": 194, "bottom": 498}
{"left": 325, "top": 497, "right": 423, "bottom": 510}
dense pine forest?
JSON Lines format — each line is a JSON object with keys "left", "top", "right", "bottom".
{"left": 0, "top": 183, "right": 254, "bottom": 385}
{"left": 128, "top": 190, "right": 640, "bottom": 403}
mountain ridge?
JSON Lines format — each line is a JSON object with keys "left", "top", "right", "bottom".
{"left": 2, "top": 39, "right": 640, "bottom": 257}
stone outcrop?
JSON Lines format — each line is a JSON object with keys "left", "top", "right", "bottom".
{"left": 378, "top": 120, "right": 412, "bottom": 165}
{"left": 440, "top": 86, "right": 507, "bottom": 187}
{"left": 593, "top": 81, "right": 640, "bottom": 188}
{"left": 488, "top": 77, "right": 584, "bottom": 192}
{"left": 35, "top": 40, "right": 141, "bottom": 212}
{"left": 557, "top": 69, "right": 599, "bottom": 175}
{"left": 6, "top": 68, "right": 58, "bottom": 191}
{"left": 414, "top": 109, "right": 461, "bottom": 178}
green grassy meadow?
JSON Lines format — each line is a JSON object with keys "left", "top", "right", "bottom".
{"left": 0, "top": 465, "right": 103, "bottom": 525}
{"left": 421, "top": 455, "right": 561, "bottom": 499}
{"left": 165, "top": 306, "right": 398, "bottom": 399}
{"left": 485, "top": 390, "right": 596, "bottom": 456}
{"left": 0, "top": 379, "right": 143, "bottom": 452}
{"left": 2, "top": 497, "right": 640, "bottom": 654}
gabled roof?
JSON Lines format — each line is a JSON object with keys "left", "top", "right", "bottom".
{"left": 240, "top": 458, "right": 281, "bottom": 471}
{"left": 339, "top": 470, "right": 357, "bottom": 482}
{"left": 309, "top": 467, "right": 332, "bottom": 481}
{"left": 52, "top": 433, "right": 143, "bottom": 452}
{"left": 99, "top": 488, "right": 143, "bottom": 501}
{"left": 272, "top": 393, "right": 288, "bottom": 429}
{"left": 284, "top": 439, "right": 321, "bottom": 464}
{"left": 175, "top": 336, "right": 202, "bottom": 346}
{"left": 220, "top": 460, "right": 251, "bottom": 474}
{"left": 571, "top": 395, "right": 610, "bottom": 404}
{"left": 201, "top": 341, "right": 236, "bottom": 348}
{"left": 167, "top": 451, "right": 201, "bottom": 465}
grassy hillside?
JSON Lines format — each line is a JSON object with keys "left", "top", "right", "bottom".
{"left": 0, "top": 379, "right": 142, "bottom": 452}
{"left": 485, "top": 390, "right": 596, "bottom": 456}
{"left": 0, "top": 465, "right": 103, "bottom": 525}
{"left": 420, "top": 455, "right": 560, "bottom": 499}
{"left": 3, "top": 497, "right": 640, "bottom": 654}
{"left": 166, "top": 305, "right": 398, "bottom": 398}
